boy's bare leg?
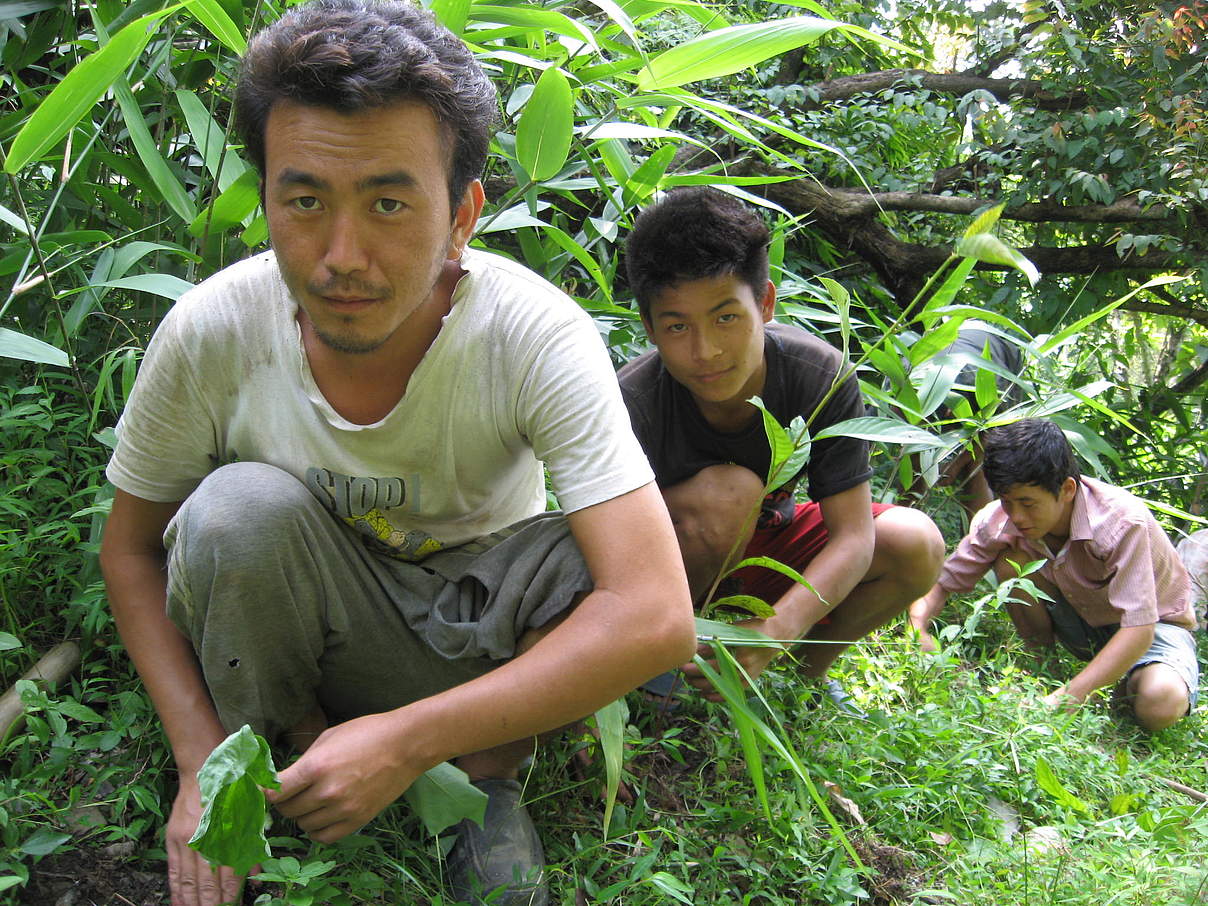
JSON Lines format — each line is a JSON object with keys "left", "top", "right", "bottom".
{"left": 796, "top": 506, "right": 944, "bottom": 676}
{"left": 1127, "top": 663, "right": 1190, "bottom": 731}
{"left": 662, "top": 464, "right": 764, "bottom": 603}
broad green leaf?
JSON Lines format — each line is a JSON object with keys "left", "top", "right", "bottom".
{"left": 582, "top": 122, "right": 701, "bottom": 145}
{"left": 20, "top": 829, "right": 70, "bottom": 858}
{"left": 705, "top": 644, "right": 770, "bottom": 820}
{"left": 621, "top": 144, "right": 677, "bottom": 209}
{"left": 593, "top": 698, "right": 627, "bottom": 837}
{"left": 468, "top": 5, "right": 597, "bottom": 49}
{"left": 814, "top": 416, "right": 948, "bottom": 447}
{"left": 962, "top": 203, "right": 1005, "bottom": 239}
{"left": 402, "top": 761, "right": 488, "bottom": 835}
{"left": 914, "top": 361, "right": 965, "bottom": 418}
{"left": 918, "top": 257, "right": 977, "bottom": 319}
{"left": 748, "top": 395, "right": 795, "bottom": 489}
{"left": 709, "top": 594, "right": 777, "bottom": 618}
{"left": 515, "top": 67, "right": 574, "bottom": 182}
{"left": 90, "top": 274, "right": 195, "bottom": 301}
{"left": 478, "top": 206, "right": 549, "bottom": 232}
{"left": 1034, "top": 757, "right": 1089, "bottom": 814}
{"left": 1036, "top": 275, "right": 1185, "bottom": 354}
{"left": 0, "top": 328, "right": 69, "bottom": 366}
{"left": 430, "top": 0, "right": 471, "bottom": 34}
{"left": 189, "top": 725, "right": 280, "bottom": 875}
{"left": 725, "top": 556, "right": 819, "bottom": 603}
{"left": 184, "top": 0, "right": 248, "bottom": 54}
{"left": 176, "top": 89, "right": 249, "bottom": 191}
{"left": 637, "top": 16, "right": 844, "bottom": 90}
{"left": 4, "top": 6, "right": 179, "bottom": 173}
{"left": 583, "top": 0, "right": 639, "bottom": 47}
{"left": 694, "top": 616, "right": 785, "bottom": 646}
{"left": 907, "top": 316, "right": 965, "bottom": 365}
{"left": 954, "top": 233, "right": 1040, "bottom": 287}
{"left": 113, "top": 78, "right": 196, "bottom": 224}
{"left": 190, "top": 168, "right": 261, "bottom": 237}
{"left": 0, "top": 202, "right": 29, "bottom": 235}
{"left": 0, "top": 632, "right": 20, "bottom": 651}
{"left": 54, "top": 699, "right": 104, "bottom": 723}
{"left": 647, "top": 870, "right": 696, "bottom": 904}
{"left": 539, "top": 225, "right": 612, "bottom": 300}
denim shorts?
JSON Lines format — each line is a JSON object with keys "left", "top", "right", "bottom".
{"left": 1047, "top": 596, "right": 1200, "bottom": 709}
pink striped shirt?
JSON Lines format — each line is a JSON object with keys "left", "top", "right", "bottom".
{"left": 938, "top": 476, "right": 1195, "bottom": 630}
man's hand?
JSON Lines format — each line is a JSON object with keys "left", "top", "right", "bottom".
{"left": 1043, "top": 684, "right": 1084, "bottom": 711}
{"left": 267, "top": 712, "right": 421, "bottom": 844}
{"left": 166, "top": 777, "right": 245, "bottom": 906}
{"left": 681, "top": 617, "right": 787, "bottom": 703}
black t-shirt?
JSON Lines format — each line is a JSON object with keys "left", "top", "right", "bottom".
{"left": 618, "top": 322, "right": 871, "bottom": 528}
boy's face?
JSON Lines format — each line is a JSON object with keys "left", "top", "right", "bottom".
{"left": 998, "top": 478, "right": 1077, "bottom": 543}
{"left": 642, "top": 273, "right": 775, "bottom": 414}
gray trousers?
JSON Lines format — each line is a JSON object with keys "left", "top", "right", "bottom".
{"left": 164, "top": 462, "right": 592, "bottom": 741}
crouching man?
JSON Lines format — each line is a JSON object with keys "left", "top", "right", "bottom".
{"left": 98, "top": 3, "right": 694, "bottom": 904}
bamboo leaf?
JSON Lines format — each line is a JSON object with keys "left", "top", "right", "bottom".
{"left": 1036, "top": 275, "right": 1184, "bottom": 353}
{"left": 176, "top": 89, "right": 249, "bottom": 191}
{"left": 430, "top": 0, "right": 471, "bottom": 34}
{"left": 962, "top": 203, "right": 1005, "bottom": 239}
{"left": 593, "top": 698, "right": 628, "bottom": 837}
{"left": 814, "top": 416, "right": 947, "bottom": 447}
{"left": 113, "top": 78, "right": 196, "bottom": 224}
{"left": 515, "top": 67, "right": 574, "bottom": 182}
{"left": 0, "top": 327, "right": 70, "bottom": 366}
{"left": 183, "top": 0, "right": 247, "bottom": 54}
{"left": 4, "top": 6, "right": 178, "bottom": 173}
{"left": 709, "top": 594, "right": 777, "bottom": 618}
{"left": 637, "top": 16, "right": 845, "bottom": 90}
{"left": 89, "top": 274, "right": 195, "bottom": 300}
{"left": 954, "top": 233, "right": 1040, "bottom": 287}
{"left": 918, "top": 257, "right": 976, "bottom": 320}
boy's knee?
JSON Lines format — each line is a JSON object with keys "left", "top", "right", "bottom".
{"left": 1129, "top": 664, "right": 1190, "bottom": 731}
{"left": 664, "top": 465, "right": 763, "bottom": 560}
{"left": 873, "top": 507, "right": 945, "bottom": 592}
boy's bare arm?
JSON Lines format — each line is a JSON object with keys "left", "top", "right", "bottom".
{"left": 1048, "top": 623, "right": 1155, "bottom": 706}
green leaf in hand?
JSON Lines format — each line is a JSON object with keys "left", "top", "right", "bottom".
{"left": 188, "top": 725, "right": 280, "bottom": 876}
{"left": 403, "top": 762, "right": 488, "bottom": 836}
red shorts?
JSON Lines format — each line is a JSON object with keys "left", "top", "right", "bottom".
{"left": 726, "top": 501, "right": 895, "bottom": 609}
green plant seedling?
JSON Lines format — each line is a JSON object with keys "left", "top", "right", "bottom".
{"left": 189, "top": 724, "right": 281, "bottom": 876}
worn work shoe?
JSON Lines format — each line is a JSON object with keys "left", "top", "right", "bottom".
{"left": 447, "top": 778, "right": 549, "bottom": 906}
{"left": 806, "top": 678, "right": 867, "bottom": 717}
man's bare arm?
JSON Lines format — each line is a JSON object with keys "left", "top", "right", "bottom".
{"left": 100, "top": 489, "right": 240, "bottom": 906}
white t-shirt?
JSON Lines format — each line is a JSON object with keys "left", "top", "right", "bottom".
{"left": 106, "top": 248, "right": 652, "bottom": 559}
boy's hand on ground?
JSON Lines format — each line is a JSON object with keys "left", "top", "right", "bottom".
{"left": 268, "top": 712, "right": 419, "bottom": 844}
{"left": 1043, "top": 685, "right": 1083, "bottom": 711}
{"left": 166, "top": 777, "right": 244, "bottom": 906}
{"left": 681, "top": 618, "right": 784, "bottom": 702}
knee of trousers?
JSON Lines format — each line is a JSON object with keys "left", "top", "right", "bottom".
{"left": 164, "top": 462, "right": 332, "bottom": 636}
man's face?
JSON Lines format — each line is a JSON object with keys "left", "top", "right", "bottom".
{"left": 643, "top": 273, "right": 775, "bottom": 414}
{"left": 998, "top": 479, "right": 1076, "bottom": 543}
{"left": 263, "top": 100, "right": 480, "bottom": 356}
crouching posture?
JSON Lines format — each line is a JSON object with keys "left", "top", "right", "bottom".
{"left": 618, "top": 188, "right": 944, "bottom": 708}
{"left": 98, "top": 3, "right": 694, "bottom": 904}
{"left": 911, "top": 419, "right": 1199, "bottom": 731}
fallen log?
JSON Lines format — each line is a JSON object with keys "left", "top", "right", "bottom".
{"left": 0, "top": 641, "right": 82, "bottom": 743}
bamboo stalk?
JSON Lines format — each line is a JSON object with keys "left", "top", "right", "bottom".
{"left": 1158, "top": 776, "right": 1208, "bottom": 803}
{"left": 0, "top": 641, "right": 82, "bottom": 742}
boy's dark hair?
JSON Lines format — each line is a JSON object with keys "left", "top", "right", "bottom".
{"left": 983, "top": 418, "right": 1081, "bottom": 496}
{"left": 626, "top": 187, "right": 770, "bottom": 320}
{"left": 235, "top": 0, "right": 497, "bottom": 209}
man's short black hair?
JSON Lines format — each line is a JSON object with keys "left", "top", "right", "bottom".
{"left": 235, "top": 0, "right": 497, "bottom": 210}
{"left": 983, "top": 418, "right": 1081, "bottom": 497}
{"left": 625, "top": 187, "right": 770, "bottom": 320}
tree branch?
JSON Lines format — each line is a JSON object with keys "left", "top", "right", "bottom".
{"left": 799, "top": 69, "right": 1088, "bottom": 111}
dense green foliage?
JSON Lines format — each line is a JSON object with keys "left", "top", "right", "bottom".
{"left": 1, "top": 0, "right": 1204, "bottom": 902}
